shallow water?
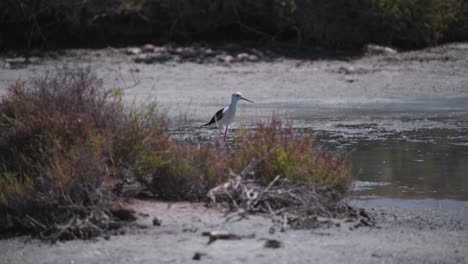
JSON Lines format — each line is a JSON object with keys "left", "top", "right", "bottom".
{"left": 320, "top": 129, "right": 468, "bottom": 200}
{"left": 175, "top": 96, "right": 468, "bottom": 201}
{"left": 300, "top": 97, "right": 468, "bottom": 200}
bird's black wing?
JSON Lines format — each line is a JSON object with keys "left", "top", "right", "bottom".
{"left": 201, "top": 108, "right": 224, "bottom": 127}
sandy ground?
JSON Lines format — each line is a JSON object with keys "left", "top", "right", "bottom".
{"left": 1, "top": 199, "right": 467, "bottom": 264}
{"left": 1, "top": 43, "right": 468, "bottom": 263}
{"left": 1, "top": 42, "right": 467, "bottom": 124}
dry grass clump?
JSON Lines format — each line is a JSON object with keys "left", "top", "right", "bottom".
{"left": 232, "top": 118, "right": 352, "bottom": 192}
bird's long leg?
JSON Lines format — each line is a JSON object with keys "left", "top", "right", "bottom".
{"left": 223, "top": 126, "right": 228, "bottom": 142}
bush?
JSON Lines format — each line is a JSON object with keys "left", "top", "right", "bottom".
{"left": 231, "top": 118, "right": 352, "bottom": 192}
{"left": 0, "top": 67, "right": 166, "bottom": 239}
{"left": 0, "top": 68, "right": 117, "bottom": 207}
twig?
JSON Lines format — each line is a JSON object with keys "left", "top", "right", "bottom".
{"left": 83, "top": 218, "right": 104, "bottom": 235}
{"left": 48, "top": 216, "right": 77, "bottom": 242}
{"left": 25, "top": 215, "right": 47, "bottom": 230}
{"left": 251, "top": 175, "right": 281, "bottom": 209}
{"left": 202, "top": 230, "right": 242, "bottom": 245}
{"left": 265, "top": 201, "right": 275, "bottom": 215}
{"left": 264, "top": 175, "right": 282, "bottom": 193}
{"left": 281, "top": 213, "right": 288, "bottom": 232}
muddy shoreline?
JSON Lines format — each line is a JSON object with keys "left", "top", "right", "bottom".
{"left": 1, "top": 43, "right": 468, "bottom": 263}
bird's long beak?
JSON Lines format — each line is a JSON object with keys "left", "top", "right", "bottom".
{"left": 241, "top": 97, "right": 254, "bottom": 103}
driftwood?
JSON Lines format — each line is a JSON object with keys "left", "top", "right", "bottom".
{"left": 202, "top": 230, "right": 255, "bottom": 244}
{"left": 208, "top": 158, "right": 374, "bottom": 230}
{"left": 42, "top": 207, "right": 131, "bottom": 242}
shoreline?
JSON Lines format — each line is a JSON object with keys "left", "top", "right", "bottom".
{"left": 1, "top": 198, "right": 467, "bottom": 264}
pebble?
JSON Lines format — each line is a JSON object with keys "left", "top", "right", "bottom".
{"left": 142, "top": 44, "right": 156, "bottom": 53}
{"left": 223, "top": 55, "right": 234, "bottom": 64}
{"left": 365, "top": 44, "right": 397, "bottom": 55}
{"left": 126, "top": 47, "right": 142, "bottom": 55}
{"left": 338, "top": 66, "right": 355, "bottom": 74}
{"left": 264, "top": 239, "right": 282, "bottom": 249}
{"left": 237, "top": 53, "right": 250, "bottom": 61}
{"left": 192, "top": 252, "right": 206, "bottom": 260}
{"left": 247, "top": 54, "right": 259, "bottom": 62}
{"left": 152, "top": 216, "right": 162, "bottom": 226}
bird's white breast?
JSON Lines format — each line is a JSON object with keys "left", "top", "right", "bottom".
{"left": 217, "top": 106, "right": 235, "bottom": 126}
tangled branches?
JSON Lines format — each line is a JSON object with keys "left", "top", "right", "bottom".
{"left": 208, "top": 160, "right": 373, "bottom": 230}
{"left": 3, "top": 187, "right": 136, "bottom": 242}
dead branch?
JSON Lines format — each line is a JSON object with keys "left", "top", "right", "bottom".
{"left": 25, "top": 215, "right": 47, "bottom": 230}
{"left": 202, "top": 230, "right": 255, "bottom": 245}
{"left": 208, "top": 161, "right": 375, "bottom": 230}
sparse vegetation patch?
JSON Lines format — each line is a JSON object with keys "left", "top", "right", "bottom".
{"left": 0, "top": 68, "right": 358, "bottom": 240}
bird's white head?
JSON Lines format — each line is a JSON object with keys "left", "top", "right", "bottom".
{"left": 231, "top": 92, "right": 254, "bottom": 104}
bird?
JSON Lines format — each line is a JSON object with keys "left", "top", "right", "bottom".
{"left": 201, "top": 92, "right": 254, "bottom": 141}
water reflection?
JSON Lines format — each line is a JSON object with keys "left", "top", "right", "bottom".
{"left": 318, "top": 129, "right": 468, "bottom": 200}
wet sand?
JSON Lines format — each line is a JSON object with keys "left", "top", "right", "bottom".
{"left": 1, "top": 43, "right": 468, "bottom": 263}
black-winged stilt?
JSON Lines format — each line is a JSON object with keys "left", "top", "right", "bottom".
{"left": 201, "top": 92, "right": 254, "bottom": 141}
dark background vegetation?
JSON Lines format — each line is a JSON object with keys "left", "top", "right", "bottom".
{"left": 1, "top": 0, "right": 467, "bottom": 51}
